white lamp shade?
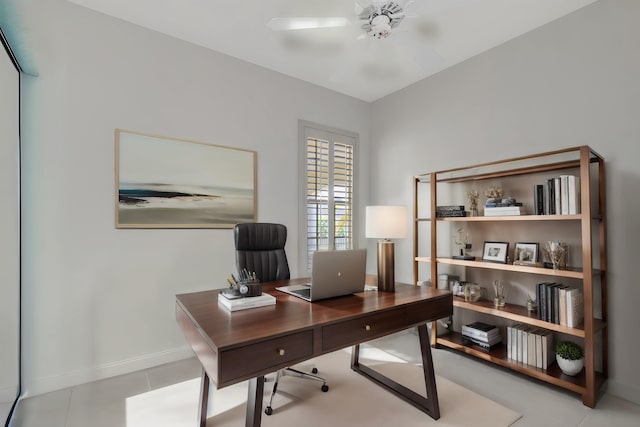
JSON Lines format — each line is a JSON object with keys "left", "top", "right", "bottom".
{"left": 366, "top": 205, "right": 408, "bottom": 239}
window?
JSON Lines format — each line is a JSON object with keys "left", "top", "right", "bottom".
{"left": 299, "top": 121, "right": 358, "bottom": 273}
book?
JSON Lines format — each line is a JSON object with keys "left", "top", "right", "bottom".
{"left": 485, "top": 202, "right": 523, "bottom": 207}
{"left": 559, "top": 286, "right": 573, "bottom": 326}
{"left": 568, "top": 175, "right": 581, "bottom": 214}
{"left": 560, "top": 175, "right": 570, "bottom": 215}
{"left": 521, "top": 327, "right": 529, "bottom": 365}
{"left": 435, "top": 210, "right": 467, "bottom": 218}
{"left": 527, "top": 328, "right": 537, "bottom": 367}
{"left": 462, "top": 321, "right": 500, "bottom": 340}
{"left": 436, "top": 205, "right": 465, "bottom": 211}
{"left": 547, "top": 178, "right": 556, "bottom": 215}
{"left": 534, "top": 330, "right": 543, "bottom": 369}
{"left": 540, "top": 329, "right": 554, "bottom": 369}
{"left": 554, "top": 177, "right": 562, "bottom": 215}
{"left": 566, "top": 288, "right": 584, "bottom": 327}
{"left": 218, "top": 292, "right": 276, "bottom": 311}
{"left": 509, "top": 324, "right": 520, "bottom": 361}
{"left": 484, "top": 206, "right": 526, "bottom": 216}
{"left": 462, "top": 335, "right": 502, "bottom": 349}
{"left": 534, "top": 184, "right": 545, "bottom": 215}
{"left": 462, "top": 328, "right": 500, "bottom": 342}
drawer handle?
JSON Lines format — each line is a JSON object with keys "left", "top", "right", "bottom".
{"left": 278, "top": 348, "right": 285, "bottom": 356}
{"left": 365, "top": 325, "right": 371, "bottom": 331}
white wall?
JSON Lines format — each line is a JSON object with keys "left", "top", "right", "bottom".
{"left": 18, "top": 0, "right": 370, "bottom": 396}
{"left": 371, "top": 0, "right": 640, "bottom": 404}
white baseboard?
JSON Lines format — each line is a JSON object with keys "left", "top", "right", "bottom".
{"left": 22, "top": 346, "right": 194, "bottom": 398}
{"left": 606, "top": 379, "right": 640, "bottom": 406}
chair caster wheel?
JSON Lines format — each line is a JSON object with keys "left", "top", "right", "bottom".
{"left": 265, "top": 406, "right": 273, "bottom": 416}
{"left": 311, "top": 368, "right": 318, "bottom": 374}
{"left": 321, "top": 384, "right": 329, "bottom": 392}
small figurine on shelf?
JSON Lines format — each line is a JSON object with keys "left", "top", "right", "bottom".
{"left": 466, "top": 190, "right": 479, "bottom": 216}
{"left": 452, "top": 227, "right": 475, "bottom": 260}
{"left": 485, "top": 186, "right": 504, "bottom": 201}
{"left": 526, "top": 294, "right": 536, "bottom": 313}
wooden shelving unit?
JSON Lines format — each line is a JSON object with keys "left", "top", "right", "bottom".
{"left": 413, "top": 146, "right": 607, "bottom": 407}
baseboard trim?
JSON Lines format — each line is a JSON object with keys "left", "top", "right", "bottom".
{"left": 22, "top": 346, "right": 194, "bottom": 397}
{"left": 606, "top": 380, "right": 640, "bottom": 406}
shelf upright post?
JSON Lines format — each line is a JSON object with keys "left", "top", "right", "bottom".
{"left": 413, "top": 176, "right": 420, "bottom": 284}
{"left": 429, "top": 172, "right": 438, "bottom": 347}
{"left": 579, "top": 146, "right": 595, "bottom": 407}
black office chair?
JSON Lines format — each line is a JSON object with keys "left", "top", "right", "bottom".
{"left": 233, "top": 223, "right": 329, "bottom": 416}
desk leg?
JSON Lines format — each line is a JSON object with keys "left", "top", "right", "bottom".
{"left": 245, "top": 376, "right": 265, "bottom": 427}
{"left": 350, "top": 323, "right": 440, "bottom": 420}
{"left": 199, "top": 368, "right": 210, "bottom": 427}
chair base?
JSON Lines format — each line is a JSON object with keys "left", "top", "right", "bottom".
{"left": 265, "top": 366, "right": 329, "bottom": 415}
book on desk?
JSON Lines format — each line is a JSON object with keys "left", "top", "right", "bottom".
{"left": 218, "top": 292, "right": 276, "bottom": 311}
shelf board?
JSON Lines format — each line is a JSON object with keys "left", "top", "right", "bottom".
{"left": 415, "top": 214, "right": 604, "bottom": 222}
{"left": 435, "top": 332, "right": 605, "bottom": 396}
{"left": 451, "top": 296, "right": 606, "bottom": 337}
{"left": 415, "top": 257, "right": 601, "bottom": 279}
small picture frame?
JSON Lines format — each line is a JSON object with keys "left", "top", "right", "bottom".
{"left": 513, "top": 242, "right": 539, "bottom": 265}
{"left": 482, "top": 241, "right": 509, "bottom": 263}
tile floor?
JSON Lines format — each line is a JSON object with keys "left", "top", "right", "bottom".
{"left": 7, "top": 330, "right": 640, "bottom": 427}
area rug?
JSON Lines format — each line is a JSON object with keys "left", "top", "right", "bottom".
{"left": 205, "top": 347, "right": 521, "bottom": 427}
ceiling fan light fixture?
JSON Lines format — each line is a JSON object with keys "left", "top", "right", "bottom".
{"left": 267, "top": 17, "right": 350, "bottom": 31}
{"left": 368, "top": 15, "right": 392, "bottom": 39}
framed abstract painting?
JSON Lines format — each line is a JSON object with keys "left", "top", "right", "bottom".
{"left": 115, "top": 129, "right": 256, "bottom": 228}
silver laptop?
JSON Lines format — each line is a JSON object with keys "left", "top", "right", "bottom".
{"left": 276, "top": 249, "right": 367, "bottom": 302}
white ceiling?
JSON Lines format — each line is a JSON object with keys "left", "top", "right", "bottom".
{"left": 67, "top": 0, "right": 597, "bottom": 102}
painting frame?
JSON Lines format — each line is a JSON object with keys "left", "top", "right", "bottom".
{"left": 115, "top": 129, "right": 257, "bottom": 229}
{"left": 482, "top": 241, "right": 509, "bottom": 264}
{"left": 513, "top": 242, "right": 539, "bottom": 265}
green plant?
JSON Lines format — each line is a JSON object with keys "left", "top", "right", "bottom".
{"left": 555, "top": 341, "right": 584, "bottom": 360}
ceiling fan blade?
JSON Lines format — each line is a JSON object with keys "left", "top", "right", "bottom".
{"left": 266, "top": 17, "right": 350, "bottom": 31}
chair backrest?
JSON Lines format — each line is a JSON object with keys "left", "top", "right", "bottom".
{"left": 234, "top": 223, "right": 291, "bottom": 282}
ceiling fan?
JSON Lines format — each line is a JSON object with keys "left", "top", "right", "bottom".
{"left": 267, "top": 1, "right": 414, "bottom": 40}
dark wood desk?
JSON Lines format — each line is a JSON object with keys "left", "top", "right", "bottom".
{"left": 176, "top": 278, "right": 452, "bottom": 427}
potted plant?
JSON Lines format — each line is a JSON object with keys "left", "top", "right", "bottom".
{"left": 555, "top": 341, "right": 584, "bottom": 376}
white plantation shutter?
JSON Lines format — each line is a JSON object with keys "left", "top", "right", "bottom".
{"left": 300, "top": 122, "right": 357, "bottom": 273}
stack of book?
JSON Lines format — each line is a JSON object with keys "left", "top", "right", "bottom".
{"left": 435, "top": 205, "right": 466, "bottom": 218}
{"left": 461, "top": 321, "right": 502, "bottom": 349}
{"left": 533, "top": 174, "right": 580, "bottom": 215}
{"left": 507, "top": 324, "right": 554, "bottom": 369}
{"left": 536, "top": 282, "right": 584, "bottom": 327}
{"left": 218, "top": 292, "right": 276, "bottom": 311}
{"left": 484, "top": 198, "right": 525, "bottom": 216}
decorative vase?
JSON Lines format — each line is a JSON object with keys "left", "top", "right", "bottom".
{"left": 556, "top": 355, "right": 584, "bottom": 376}
{"left": 463, "top": 283, "right": 482, "bottom": 302}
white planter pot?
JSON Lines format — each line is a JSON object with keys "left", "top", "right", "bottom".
{"left": 556, "top": 355, "right": 584, "bottom": 376}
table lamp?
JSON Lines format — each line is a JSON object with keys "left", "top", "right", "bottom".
{"left": 366, "top": 205, "right": 408, "bottom": 292}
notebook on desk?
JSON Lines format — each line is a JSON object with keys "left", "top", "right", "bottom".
{"left": 276, "top": 249, "right": 367, "bottom": 302}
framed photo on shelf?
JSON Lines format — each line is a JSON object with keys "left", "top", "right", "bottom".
{"left": 513, "top": 242, "right": 539, "bottom": 265}
{"left": 482, "top": 241, "right": 509, "bottom": 263}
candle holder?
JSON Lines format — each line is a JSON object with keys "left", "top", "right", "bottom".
{"left": 493, "top": 280, "right": 506, "bottom": 308}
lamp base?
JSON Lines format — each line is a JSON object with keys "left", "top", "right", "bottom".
{"left": 377, "top": 240, "right": 395, "bottom": 292}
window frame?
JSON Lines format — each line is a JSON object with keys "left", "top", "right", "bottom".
{"left": 298, "top": 120, "right": 359, "bottom": 275}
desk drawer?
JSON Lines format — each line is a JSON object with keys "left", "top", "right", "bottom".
{"left": 219, "top": 331, "right": 313, "bottom": 384}
{"left": 322, "top": 310, "right": 407, "bottom": 351}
